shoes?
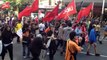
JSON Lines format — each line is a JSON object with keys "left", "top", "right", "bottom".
{"left": 23, "top": 56, "right": 27, "bottom": 59}
{"left": 86, "top": 52, "right": 91, "bottom": 56}
{"left": 81, "top": 47, "right": 84, "bottom": 51}
{"left": 86, "top": 51, "right": 100, "bottom": 56}
{"left": 99, "top": 41, "right": 102, "bottom": 44}
{"left": 95, "top": 53, "right": 100, "bottom": 56}
{"left": 26, "top": 56, "right": 32, "bottom": 58}
{"left": 47, "top": 52, "right": 49, "bottom": 55}
{"left": 60, "top": 52, "right": 63, "bottom": 56}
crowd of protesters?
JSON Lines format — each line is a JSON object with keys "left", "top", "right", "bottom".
{"left": 0, "top": 13, "right": 107, "bottom": 60}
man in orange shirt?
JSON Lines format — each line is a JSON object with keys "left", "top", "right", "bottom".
{"left": 65, "top": 32, "right": 81, "bottom": 60}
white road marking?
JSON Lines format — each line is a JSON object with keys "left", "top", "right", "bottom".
{"left": 81, "top": 52, "right": 107, "bottom": 58}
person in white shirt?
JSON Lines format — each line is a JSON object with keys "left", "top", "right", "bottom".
{"left": 61, "top": 22, "right": 73, "bottom": 55}
{"left": 57, "top": 23, "right": 64, "bottom": 50}
{"left": 75, "top": 25, "right": 82, "bottom": 36}
{"left": 38, "top": 21, "right": 45, "bottom": 34}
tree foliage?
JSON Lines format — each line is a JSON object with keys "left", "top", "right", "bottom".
{"left": 2, "top": 0, "right": 30, "bottom": 12}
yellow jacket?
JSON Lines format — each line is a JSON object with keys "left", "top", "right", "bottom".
{"left": 15, "top": 23, "right": 22, "bottom": 32}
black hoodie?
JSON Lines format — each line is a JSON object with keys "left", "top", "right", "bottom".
{"left": 1, "top": 29, "right": 13, "bottom": 44}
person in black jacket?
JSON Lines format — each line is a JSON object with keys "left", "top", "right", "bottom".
{"left": 1, "top": 25, "right": 13, "bottom": 60}
{"left": 22, "top": 20, "right": 31, "bottom": 58}
{"left": 22, "top": 29, "right": 31, "bottom": 58}
{"left": 30, "top": 36, "right": 46, "bottom": 60}
{"left": 46, "top": 30, "right": 57, "bottom": 60}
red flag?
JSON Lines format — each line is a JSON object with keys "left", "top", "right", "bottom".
{"left": 75, "top": 9, "right": 83, "bottom": 23}
{"left": 45, "top": 11, "right": 51, "bottom": 16}
{"left": 1, "top": 2, "right": 10, "bottom": 9}
{"left": 31, "top": 0, "right": 39, "bottom": 12}
{"left": 18, "top": 0, "right": 38, "bottom": 20}
{"left": 76, "top": 3, "right": 93, "bottom": 23}
{"left": 56, "top": 0, "right": 77, "bottom": 20}
{"left": 43, "top": 4, "right": 59, "bottom": 22}
{"left": 18, "top": 0, "right": 38, "bottom": 19}
{"left": 18, "top": 7, "right": 32, "bottom": 20}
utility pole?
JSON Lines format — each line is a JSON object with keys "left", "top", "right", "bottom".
{"left": 101, "top": 0, "right": 105, "bottom": 21}
{"left": 102, "top": 0, "right": 105, "bottom": 15}
{"left": 101, "top": 0, "right": 105, "bottom": 27}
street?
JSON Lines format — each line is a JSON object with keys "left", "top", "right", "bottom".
{"left": 0, "top": 0, "right": 107, "bottom": 60}
{"left": 0, "top": 34, "right": 107, "bottom": 60}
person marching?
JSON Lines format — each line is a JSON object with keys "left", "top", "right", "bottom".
{"left": 30, "top": 35, "right": 46, "bottom": 60}
{"left": 38, "top": 21, "right": 45, "bottom": 34}
{"left": 1, "top": 25, "right": 14, "bottom": 60}
{"left": 86, "top": 26, "right": 100, "bottom": 56}
{"left": 62, "top": 22, "right": 73, "bottom": 55}
{"left": 15, "top": 20, "right": 22, "bottom": 43}
{"left": 65, "top": 31, "right": 81, "bottom": 60}
{"left": 57, "top": 23, "right": 65, "bottom": 54}
{"left": 46, "top": 27, "right": 57, "bottom": 60}
{"left": 22, "top": 21, "right": 31, "bottom": 58}
{"left": 94, "top": 21, "right": 101, "bottom": 44}
{"left": 101, "top": 22, "right": 107, "bottom": 43}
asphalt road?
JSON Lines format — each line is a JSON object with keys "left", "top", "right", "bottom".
{"left": 0, "top": 30, "right": 107, "bottom": 60}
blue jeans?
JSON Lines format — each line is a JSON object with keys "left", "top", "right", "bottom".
{"left": 22, "top": 43, "right": 30, "bottom": 57}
